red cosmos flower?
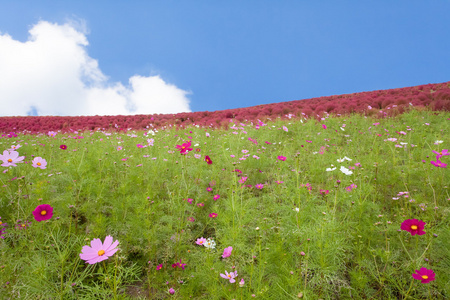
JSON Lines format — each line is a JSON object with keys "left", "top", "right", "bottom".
{"left": 209, "top": 213, "right": 218, "bottom": 218}
{"left": 32, "top": 204, "right": 54, "bottom": 222}
{"left": 205, "top": 155, "right": 213, "bottom": 165}
{"left": 175, "top": 141, "right": 193, "bottom": 154}
{"left": 400, "top": 219, "right": 426, "bottom": 236}
{"left": 412, "top": 267, "right": 435, "bottom": 283}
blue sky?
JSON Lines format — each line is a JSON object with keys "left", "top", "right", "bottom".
{"left": 0, "top": 1, "right": 449, "bottom": 116}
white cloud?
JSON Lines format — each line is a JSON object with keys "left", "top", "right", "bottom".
{"left": 0, "top": 20, "right": 191, "bottom": 116}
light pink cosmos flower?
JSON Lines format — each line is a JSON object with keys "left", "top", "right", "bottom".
{"left": 283, "top": 126, "right": 288, "bottom": 132}
{"left": 9, "top": 144, "right": 21, "bottom": 151}
{"left": 32, "top": 157, "right": 47, "bottom": 169}
{"left": 196, "top": 237, "right": 207, "bottom": 246}
{"left": 0, "top": 150, "right": 25, "bottom": 167}
{"left": 48, "top": 131, "right": 57, "bottom": 137}
{"left": 222, "top": 246, "right": 233, "bottom": 258}
{"left": 220, "top": 270, "right": 238, "bottom": 283}
{"left": 80, "top": 235, "right": 119, "bottom": 264}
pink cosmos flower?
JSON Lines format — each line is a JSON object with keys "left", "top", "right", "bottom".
{"left": 412, "top": 267, "right": 435, "bottom": 283}
{"left": 222, "top": 246, "right": 233, "bottom": 258}
{"left": 400, "top": 219, "right": 426, "bottom": 236}
{"left": 32, "top": 157, "right": 47, "bottom": 169}
{"left": 196, "top": 237, "right": 207, "bottom": 245}
{"left": 238, "top": 177, "right": 248, "bottom": 184}
{"left": 432, "top": 149, "right": 449, "bottom": 159}
{"left": 209, "top": 213, "right": 218, "bottom": 218}
{"left": 206, "top": 187, "right": 213, "bottom": 192}
{"left": 80, "top": 235, "right": 119, "bottom": 264}
{"left": 213, "top": 194, "right": 220, "bottom": 201}
{"left": 430, "top": 159, "right": 447, "bottom": 168}
{"left": 277, "top": 156, "right": 286, "bottom": 161}
{"left": 188, "top": 217, "right": 195, "bottom": 222}
{"left": 220, "top": 270, "right": 238, "bottom": 283}
{"left": 48, "top": 131, "right": 57, "bottom": 137}
{"left": 322, "top": 124, "right": 327, "bottom": 129}
{"left": 156, "top": 264, "right": 163, "bottom": 270}
{"left": 276, "top": 180, "right": 283, "bottom": 184}
{"left": 32, "top": 204, "right": 53, "bottom": 222}
{"left": 169, "top": 288, "right": 175, "bottom": 295}
{"left": 9, "top": 144, "right": 21, "bottom": 151}
{"left": 0, "top": 150, "right": 25, "bottom": 167}
{"left": 282, "top": 126, "right": 288, "bottom": 132}
{"left": 137, "top": 144, "right": 144, "bottom": 148}
{"left": 255, "top": 184, "right": 264, "bottom": 189}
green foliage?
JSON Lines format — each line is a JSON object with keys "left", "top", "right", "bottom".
{"left": 0, "top": 109, "right": 449, "bottom": 299}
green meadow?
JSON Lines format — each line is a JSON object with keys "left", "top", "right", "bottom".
{"left": 0, "top": 108, "right": 449, "bottom": 299}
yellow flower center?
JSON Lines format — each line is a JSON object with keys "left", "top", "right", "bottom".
{"left": 8, "top": 159, "right": 12, "bottom": 162}
{"left": 411, "top": 225, "right": 418, "bottom": 230}
{"left": 422, "top": 275, "right": 428, "bottom": 279}
{"left": 228, "top": 274, "right": 231, "bottom": 278}
{"left": 40, "top": 210, "right": 47, "bottom": 216}
{"left": 0, "top": 221, "right": 2, "bottom": 225}
{"left": 37, "top": 162, "right": 41, "bottom": 166}
{"left": 21, "top": 224, "right": 26, "bottom": 227}
{"left": 98, "top": 250, "right": 105, "bottom": 256}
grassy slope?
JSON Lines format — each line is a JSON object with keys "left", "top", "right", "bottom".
{"left": 0, "top": 108, "right": 449, "bottom": 299}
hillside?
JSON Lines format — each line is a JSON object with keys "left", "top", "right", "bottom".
{"left": 1, "top": 81, "right": 450, "bottom": 134}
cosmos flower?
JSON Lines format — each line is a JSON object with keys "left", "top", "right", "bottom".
{"left": 204, "top": 238, "right": 216, "bottom": 249}
{"left": 60, "top": 144, "right": 67, "bottom": 150}
{"left": 430, "top": 159, "right": 447, "bottom": 168}
{"left": 213, "top": 194, "right": 221, "bottom": 201}
{"left": 400, "top": 219, "right": 426, "bottom": 236}
{"left": 277, "top": 156, "right": 286, "bottom": 161}
{"left": 32, "top": 157, "right": 47, "bottom": 169}
{"left": 209, "top": 213, "right": 218, "bottom": 218}
{"left": 255, "top": 184, "right": 264, "bottom": 189}
{"left": 220, "top": 270, "right": 238, "bottom": 283}
{"left": 205, "top": 155, "right": 213, "bottom": 165}
{"left": 79, "top": 235, "right": 119, "bottom": 264}
{"left": 222, "top": 246, "right": 233, "bottom": 258}
{"left": 176, "top": 141, "right": 193, "bottom": 154}
{"left": 0, "top": 150, "right": 25, "bottom": 167}
{"left": 196, "top": 237, "right": 207, "bottom": 246}
{"left": 412, "top": 267, "right": 435, "bottom": 283}
{"left": 32, "top": 204, "right": 53, "bottom": 222}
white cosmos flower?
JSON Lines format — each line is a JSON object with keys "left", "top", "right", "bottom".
{"left": 340, "top": 166, "right": 353, "bottom": 175}
{"left": 434, "top": 140, "right": 443, "bottom": 145}
{"left": 340, "top": 127, "right": 345, "bottom": 131}
{"left": 326, "top": 167, "right": 336, "bottom": 172}
{"left": 204, "top": 238, "right": 216, "bottom": 249}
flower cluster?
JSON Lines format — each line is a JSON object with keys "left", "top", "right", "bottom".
{"left": 0, "top": 217, "right": 7, "bottom": 239}
{"left": 196, "top": 237, "right": 216, "bottom": 249}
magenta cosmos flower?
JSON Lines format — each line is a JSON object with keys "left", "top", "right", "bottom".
{"left": 80, "top": 235, "right": 119, "bottom": 264}
{"left": 220, "top": 270, "right": 238, "bottom": 283}
{"left": 430, "top": 159, "right": 447, "bottom": 168}
{"left": 277, "top": 156, "right": 286, "bottom": 161}
{"left": 213, "top": 194, "right": 220, "bottom": 201}
{"left": 32, "top": 204, "right": 53, "bottom": 222}
{"left": 400, "top": 219, "right": 426, "bottom": 236}
{"left": 204, "top": 155, "right": 213, "bottom": 165}
{"left": 412, "top": 267, "right": 435, "bottom": 283}
{"left": 209, "top": 213, "right": 218, "bottom": 218}
{"left": 0, "top": 150, "right": 25, "bottom": 167}
{"left": 255, "top": 183, "right": 264, "bottom": 189}
{"left": 175, "top": 141, "right": 193, "bottom": 154}
{"left": 32, "top": 157, "right": 47, "bottom": 169}
{"left": 222, "top": 246, "right": 233, "bottom": 258}
{"left": 60, "top": 144, "right": 67, "bottom": 150}
{"left": 432, "top": 149, "right": 449, "bottom": 159}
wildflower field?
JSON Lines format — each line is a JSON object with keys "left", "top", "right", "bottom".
{"left": 0, "top": 108, "right": 449, "bottom": 299}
